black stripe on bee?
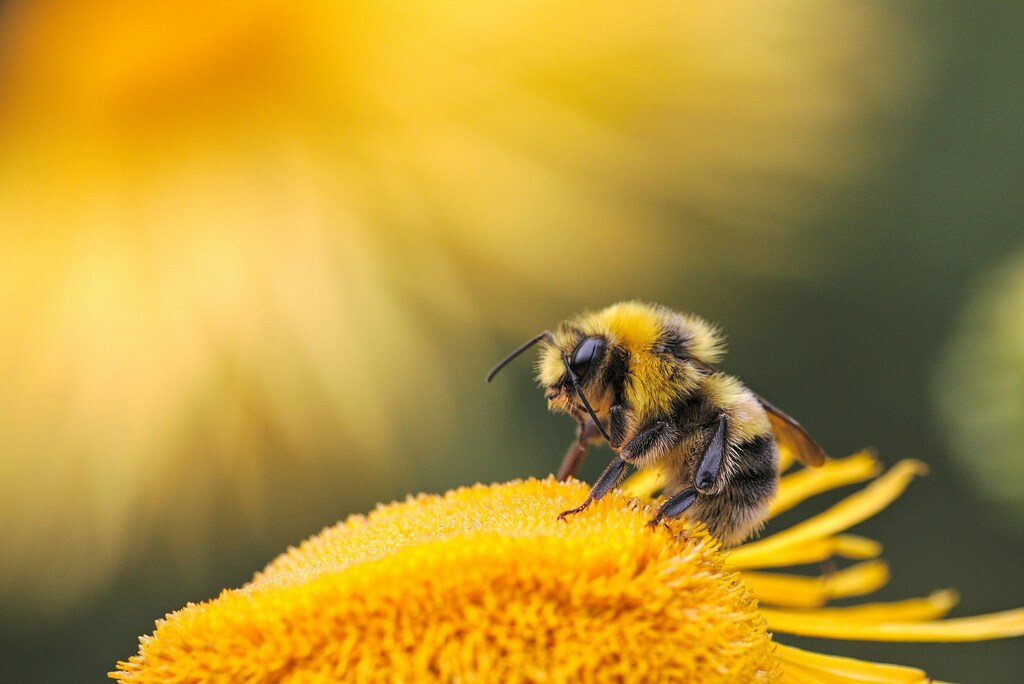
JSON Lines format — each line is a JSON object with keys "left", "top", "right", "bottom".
{"left": 603, "top": 346, "right": 630, "bottom": 404}
{"left": 728, "top": 434, "right": 778, "bottom": 504}
{"left": 653, "top": 328, "right": 685, "bottom": 358}
{"left": 670, "top": 390, "right": 717, "bottom": 428}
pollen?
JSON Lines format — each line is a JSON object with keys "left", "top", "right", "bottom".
{"left": 111, "top": 479, "right": 777, "bottom": 683}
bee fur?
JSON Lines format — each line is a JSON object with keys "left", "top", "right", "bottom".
{"left": 489, "top": 301, "right": 825, "bottom": 546}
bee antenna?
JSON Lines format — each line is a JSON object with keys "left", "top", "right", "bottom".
{"left": 486, "top": 331, "right": 555, "bottom": 382}
{"left": 567, "top": 373, "right": 612, "bottom": 442}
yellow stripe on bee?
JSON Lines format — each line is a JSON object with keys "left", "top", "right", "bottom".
{"left": 593, "top": 301, "right": 666, "bottom": 354}
{"left": 580, "top": 303, "right": 687, "bottom": 421}
{"left": 623, "top": 353, "right": 683, "bottom": 420}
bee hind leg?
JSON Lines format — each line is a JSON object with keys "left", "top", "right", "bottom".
{"left": 648, "top": 415, "right": 728, "bottom": 528}
{"left": 694, "top": 415, "right": 728, "bottom": 493}
{"left": 558, "top": 456, "right": 627, "bottom": 521}
{"left": 647, "top": 486, "right": 698, "bottom": 528}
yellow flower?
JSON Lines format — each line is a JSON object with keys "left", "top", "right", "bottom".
{"left": 112, "top": 452, "right": 1024, "bottom": 683}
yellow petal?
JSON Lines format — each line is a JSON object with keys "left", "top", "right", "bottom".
{"left": 779, "top": 665, "right": 829, "bottom": 683}
{"left": 777, "top": 444, "right": 796, "bottom": 474}
{"left": 776, "top": 643, "right": 928, "bottom": 683}
{"left": 763, "top": 606, "right": 1024, "bottom": 641}
{"left": 744, "top": 561, "right": 889, "bottom": 608}
{"left": 728, "top": 534, "right": 881, "bottom": 570}
{"left": 619, "top": 464, "right": 665, "bottom": 500}
{"left": 768, "top": 590, "right": 959, "bottom": 624}
{"left": 828, "top": 534, "right": 884, "bottom": 560}
{"left": 770, "top": 450, "right": 882, "bottom": 518}
{"left": 730, "top": 460, "right": 927, "bottom": 568}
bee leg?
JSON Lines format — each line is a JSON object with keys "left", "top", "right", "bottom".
{"left": 647, "top": 486, "right": 698, "bottom": 528}
{"left": 608, "top": 405, "right": 628, "bottom": 449}
{"left": 557, "top": 418, "right": 603, "bottom": 481}
{"left": 619, "top": 420, "right": 675, "bottom": 463}
{"left": 556, "top": 440, "right": 588, "bottom": 482}
{"left": 558, "top": 456, "right": 627, "bottom": 521}
{"left": 694, "top": 415, "right": 728, "bottom": 493}
{"left": 648, "top": 415, "right": 727, "bottom": 527}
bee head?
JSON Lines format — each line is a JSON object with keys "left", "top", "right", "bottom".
{"left": 486, "top": 330, "right": 612, "bottom": 441}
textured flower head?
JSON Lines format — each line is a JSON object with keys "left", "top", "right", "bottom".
{"left": 113, "top": 454, "right": 1024, "bottom": 682}
{"left": 114, "top": 479, "right": 776, "bottom": 682}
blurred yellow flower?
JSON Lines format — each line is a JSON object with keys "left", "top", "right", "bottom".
{"left": 935, "top": 250, "right": 1024, "bottom": 531}
{"left": 0, "top": 0, "right": 922, "bottom": 615}
{"left": 113, "top": 458, "right": 1024, "bottom": 683}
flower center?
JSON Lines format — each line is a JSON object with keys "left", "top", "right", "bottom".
{"left": 114, "top": 479, "right": 780, "bottom": 683}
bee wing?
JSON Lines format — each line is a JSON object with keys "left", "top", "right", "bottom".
{"left": 756, "top": 396, "right": 826, "bottom": 467}
{"left": 685, "top": 357, "right": 826, "bottom": 467}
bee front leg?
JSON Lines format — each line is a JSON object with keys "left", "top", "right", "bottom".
{"left": 558, "top": 456, "right": 628, "bottom": 521}
{"left": 608, "top": 404, "right": 629, "bottom": 449}
{"left": 556, "top": 417, "right": 604, "bottom": 481}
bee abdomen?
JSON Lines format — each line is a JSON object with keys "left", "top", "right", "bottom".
{"left": 727, "top": 434, "right": 778, "bottom": 499}
{"left": 687, "top": 434, "right": 779, "bottom": 546}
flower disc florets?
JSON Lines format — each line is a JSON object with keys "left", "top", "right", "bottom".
{"left": 113, "top": 478, "right": 777, "bottom": 683}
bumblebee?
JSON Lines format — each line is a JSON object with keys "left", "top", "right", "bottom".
{"left": 487, "top": 301, "right": 824, "bottom": 545}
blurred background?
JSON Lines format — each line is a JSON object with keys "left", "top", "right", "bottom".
{"left": 0, "top": 1, "right": 1021, "bottom": 681}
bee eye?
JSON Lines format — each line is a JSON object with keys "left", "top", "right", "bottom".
{"left": 569, "top": 337, "right": 605, "bottom": 379}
